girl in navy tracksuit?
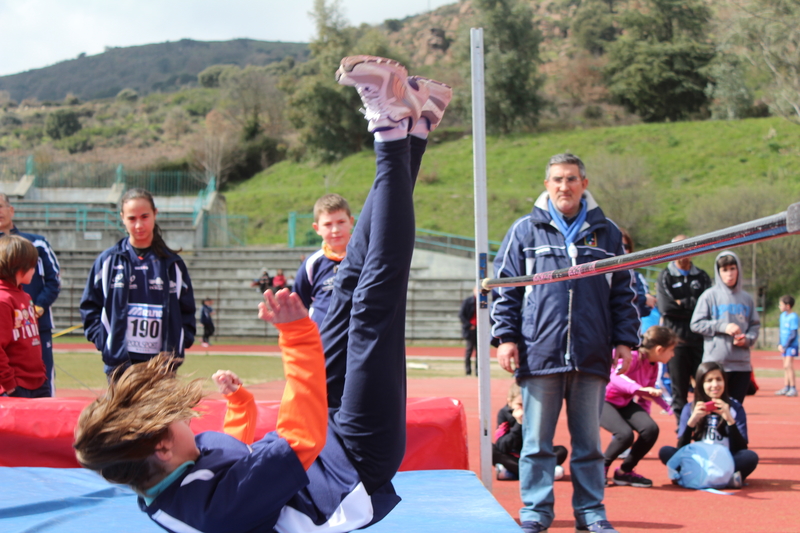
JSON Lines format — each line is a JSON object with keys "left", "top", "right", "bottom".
{"left": 79, "top": 188, "right": 195, "bottom": 376}
{"left": 73, "top": 56, "right": 449, "bottom": 533}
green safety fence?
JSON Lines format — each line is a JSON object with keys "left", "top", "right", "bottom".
{"left": 12, "top": 204, "right": 249, "bottom": 248}
{"left": 285, "top": 211, "right": 672, "bottom": 269}
{"left": 0, "top": 156, "right": 213, "bottom": 196}
{"left": 287, "top": 211, "right": 503, "bottom": 258}
{"left": 124, "top": 170, "right": 208, "bottom": 196}
{"left": 12, "top": 204, "right": 126, "bottom": 233}
{"left": 0, "top": 155, "right": 29, "bottom": 182}
{"left": 204, "top": 214, "right": 249, "bottom": 247}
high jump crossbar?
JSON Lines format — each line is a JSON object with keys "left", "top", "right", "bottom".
{"left": 482, "top": 201, "right": 800, "bottom": 292}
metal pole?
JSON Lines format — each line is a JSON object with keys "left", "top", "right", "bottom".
{"left": 483, "top": 202, "right": 800, "bottom": 291}
{"left": 288, "top": 211, "right": 297, "bottom": 248}
{"left": 471, "top": 27, "right": 493, "bottom": 490}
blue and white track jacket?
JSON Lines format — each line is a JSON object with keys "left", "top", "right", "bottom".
{"left": 141, "top": 429, "right": 400, "bottom": 533}
{"left": 3, "top": 227, "right": 61, "bottom": 332}
{"left": 79, "top": 238, "right": 195, "bottom": 372}
{"left": 293, "top": 250, "right": 341, "bottom": 329}
{"left": 490, "top": 191, "right": 640, "bottom": 380}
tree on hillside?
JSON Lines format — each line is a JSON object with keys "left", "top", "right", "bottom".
{"left": 192, "top": 109, "right": 236, "bottom": 186}
{"left": 45, "top": 110, "right": 81, "bottom": 140}
{"left": 220, "top": 66, "right": 285, "bottom": 140}
{"left": 604, "top": 0, "right": 716, "bottom": 122}
{"left": 198, "top": 65, "right": 237, "bottom": 88}
{"left": 307, "top": 0, "right": 351, "bottom": 77}
{"left": 283, "top": 0, "right": 406, "bottom": 162}
{"left": 572, "top": 0, "right": 619, "bottom": 55}
{"left": 727, "top": 0, "right": 800, "bottom": 125}
{"left": 704, "top": 54, "right": 757, "bottom": 120}
{"left": 474, "top": 0, "right": 544, "bottom": 134}
{"left": 584, "top": 154, "right": 662, "bottom": 246}
{"left": 116, "top": 88, "right": 138, "bottom": 103}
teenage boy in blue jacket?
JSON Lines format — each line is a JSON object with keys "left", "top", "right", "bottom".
{"left": 491, "top": 153, "right": 640, "bottom": 533}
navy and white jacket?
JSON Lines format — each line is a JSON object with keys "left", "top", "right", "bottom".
{"left": 2, "top": 227, "right": 61, "bottom": 332}
{"left": 293, "top": 250, "right": 341, "bottom": 329}
{"left": 200, "top": 303, "right": 214, "bottom": 327}
{"left": 676, "top": 398, "right": 749, "bottom": 453}
{"left": 141, "top": 428, "right": 400, "bottom": 533}
{"left": 490, "top": 191, "right": 640, "bottom": 380}
{"left": 80, "top": 238, "right": 195, "bottom": 373}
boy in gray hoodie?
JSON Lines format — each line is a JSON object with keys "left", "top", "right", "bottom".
{"left": 690, "top": 251, "right": 760, "bottom": 404}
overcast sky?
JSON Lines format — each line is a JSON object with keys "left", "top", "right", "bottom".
{"left": 0, "top": 0, "right": 456, "bottom": 76}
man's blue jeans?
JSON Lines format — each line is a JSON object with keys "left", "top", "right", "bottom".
{"left": 518, "top": 371, "right": 607, "bottom": 528}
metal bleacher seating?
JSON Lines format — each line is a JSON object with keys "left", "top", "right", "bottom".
{"left": 53, "top": 246, "right": 473, "bottom": 341}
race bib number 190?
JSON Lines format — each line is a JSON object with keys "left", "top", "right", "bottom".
{"left": 126, "top": 303, "right": 164, "bottom": 355}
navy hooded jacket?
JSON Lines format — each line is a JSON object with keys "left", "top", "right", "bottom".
{"left": 80, "top": 238, "right": 195, "bottom": 373}
{"left": 490, "top": 191, "right": 640, "bottom": 380}
{"left": 2, "top": 227, "right": 61, "bottom": 332}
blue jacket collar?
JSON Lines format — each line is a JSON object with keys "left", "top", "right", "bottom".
{"left": 531, "top": 190, "right": 606, "bottom": 231}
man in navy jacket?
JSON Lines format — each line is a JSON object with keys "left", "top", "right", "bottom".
{"left": 490, "top": 154, "right": 640, "bottom": 533}
{"left": 0, "top": 193, "right": 61, "bottom": 396}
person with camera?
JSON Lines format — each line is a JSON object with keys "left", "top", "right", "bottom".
{"left": 658, "top": 361, "right": 758, "bottom": 487}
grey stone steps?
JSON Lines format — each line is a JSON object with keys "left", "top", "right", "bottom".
{"left": 49, "top": 246, "right": 474, "bottom": 340}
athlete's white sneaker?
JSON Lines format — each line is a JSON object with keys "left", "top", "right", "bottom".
{"left": 408, "top": 76, "right": 452, "bottom": 131}
{"left": 335, "top": 55, "right": 428, "bottom": 133}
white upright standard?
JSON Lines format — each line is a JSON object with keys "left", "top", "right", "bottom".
{"left": 470, "top": 26, "right": 493, "bottom": 490}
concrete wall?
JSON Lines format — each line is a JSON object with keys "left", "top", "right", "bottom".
{"left": 26, "top": 187, "right": 116, "bottom": 203}
{"left": 411, "top": 248, "right": 476, "bottom": 279}
{"left": 154, "top": 195, "right": 197, "bottom": 213}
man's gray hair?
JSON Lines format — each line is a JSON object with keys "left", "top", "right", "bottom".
{"left": 0, "top": 193, "right": 10, "bottom": 206}
{"left": 545, "top": 153, "right": 586, "bottom": 181}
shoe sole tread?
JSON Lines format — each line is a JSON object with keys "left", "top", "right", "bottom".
{"left": 612, "top": 478, "right": 652, "bottom": 488}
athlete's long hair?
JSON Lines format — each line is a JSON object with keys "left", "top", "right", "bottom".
{"left": 689, "top": 361, "right": 731, "bottom": 441}
{"left": 119, "top": 188, "right": 180, "bottom": 258}
{"left": 73, "top": 354, "right": 203, "bottom": 493}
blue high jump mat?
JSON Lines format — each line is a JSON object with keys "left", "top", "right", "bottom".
{"left": 0, "top": 468, "right": 520, "bottom": 532}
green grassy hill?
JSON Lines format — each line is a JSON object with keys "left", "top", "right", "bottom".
{"left": 226, "top": 116, "right": 800, "bottom": 250}
{"left": 227, "top": 115, "right": 800, "bottom": 317}
{"left": 0, "top": 39, "right": 309, "bottom": 102}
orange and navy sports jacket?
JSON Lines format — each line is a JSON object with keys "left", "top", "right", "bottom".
{"left": 139, "top": 317, "right": 400, "bottom": 533}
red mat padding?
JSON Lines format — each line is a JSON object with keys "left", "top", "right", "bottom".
{"left": 0, "top": 396, "right": 468, "bottom": 471}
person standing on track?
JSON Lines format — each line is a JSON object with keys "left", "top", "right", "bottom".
{"left": 491, "top": 153, "right": 640, "bottom": 533}
{"left": 0, "top": 193, "right": 60, "bottom": 396}
{"left": 293, "top": 193, "right": 354, "bottom": 330}
{"left": 657, "top": 235, "right": 712, "bottom": 424}
{"left": 80, "top": 188, "right": 195, "bottom": 378}
{"left": 459, "top": 286, "right": 479, "bottom": 375}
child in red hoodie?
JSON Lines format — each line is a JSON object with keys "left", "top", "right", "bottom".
{"left": 0, "top": 235, "right": 46, "bottom": 397}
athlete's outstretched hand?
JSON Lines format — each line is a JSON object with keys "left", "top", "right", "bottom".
{"left": 212, "top": 369, "right": 242, "bottom": 395}
{"left": 258, "top": 288, "right": 308, "bottom": 324}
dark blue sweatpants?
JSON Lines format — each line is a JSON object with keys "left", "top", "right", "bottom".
{"left": 320, "top": 135, "right": 426, "bottom": 494}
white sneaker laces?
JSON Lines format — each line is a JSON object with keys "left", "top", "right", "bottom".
{"left": 357, "top": 85, "right": 397, "bottom": 121}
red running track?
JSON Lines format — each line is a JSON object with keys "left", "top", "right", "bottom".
{"left": 54, "top": 346, "right": 799, "bottom": 532}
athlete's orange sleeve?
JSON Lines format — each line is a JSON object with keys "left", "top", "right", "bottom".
{"left": 274, "top": 316, "right": 327, "bottom": 470}
{"left": 222, "top": 385, "right": 257, "bottom": 445}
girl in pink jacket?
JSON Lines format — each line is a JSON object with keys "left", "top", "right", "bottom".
{"left": 601, "top": 326, "right": 677, "bottom": 488}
